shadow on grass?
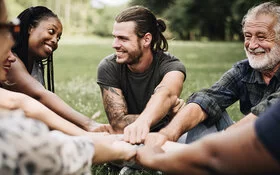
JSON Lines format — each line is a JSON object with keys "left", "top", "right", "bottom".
{"left": 91, "top": 163, "right": 163, "bottom": 175}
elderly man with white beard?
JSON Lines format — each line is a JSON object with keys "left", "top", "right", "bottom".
{"left": 145, "top": 2, "right": 280, "bottom": 145}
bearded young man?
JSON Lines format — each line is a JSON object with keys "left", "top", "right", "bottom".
{"left": 97, "top": 6, "right": 186, "bottom": 144}
{"left": 144, "top": 1, "right": 280, "bottom": 145}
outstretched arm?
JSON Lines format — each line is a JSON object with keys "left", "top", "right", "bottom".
{"left": 5, "top": 57, "right": 113, "bottom": 133}
{"left": 137, "top": 120, "right": 280, "bottom": 175}
{"left": 0, "top": 87, "right": 90, "bottom": 136}
{"left": 158, "top": 102, "right": 207, "bottom": 142}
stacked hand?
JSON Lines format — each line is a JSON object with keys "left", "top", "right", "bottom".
{"left": 85, "top": 120, "right": 115, "bottom": 134}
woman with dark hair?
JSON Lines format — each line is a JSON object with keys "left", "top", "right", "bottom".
{"left": 3, "top": 6, "right": 113, "bottom": 133}
{"left": 0, "top": 1, "right": 136, "bottom": 173}
{"left": 13, "top": 6, "right": 59, "bottom": 91}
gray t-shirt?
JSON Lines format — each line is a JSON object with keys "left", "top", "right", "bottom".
{"left": 97, "top": 51, "right": 186, "bottom": 114}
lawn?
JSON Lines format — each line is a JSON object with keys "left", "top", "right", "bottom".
{"left": 53, "top": 36, "right": 246, "bottom": 174}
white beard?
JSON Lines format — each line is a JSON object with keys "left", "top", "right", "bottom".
{"left": 245, "top": 44, "right": 280, "bottom": 72}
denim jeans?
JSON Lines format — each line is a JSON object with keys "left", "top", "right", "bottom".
{"left": 178, "top": 111, "right": 234, "bottom": 144}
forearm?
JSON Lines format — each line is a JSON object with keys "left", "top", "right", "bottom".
{"left": 19, "top": 93, "right": 88, "bottom": 136}
{"left": 226, "top": 113, "right": 257, "bottom": 131}
{"left": 110, "top": 114, "right": 139, "bottom": 133}
{"left": 159, "top": 103, "right": 207, "bottom": 141}
{"left": 148, "top": 121, "right": 280, "bottom": 175}
{"left": 137, "top": 89, "right": 178, "bottom": 128}
{"left": 38, "top": 90, "right": 92, "bottom": 130}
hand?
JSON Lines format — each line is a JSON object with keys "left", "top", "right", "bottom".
{"left": 91, "top": 134, "right": 137, "bottom": 163}
{"left": 123, "top": 119, "right": 150, "bottom": 144}
{"left": 136, "top": 144, "right": 164, "bottom": 169}
{"left": 85, "top": 120, "right": 115, "bottom": 134}
{"left": 144, "top": 132, "right": 168, "bottom": 147}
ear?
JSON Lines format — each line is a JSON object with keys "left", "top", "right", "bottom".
{"left": 142, "top": 33, "right": 152, "bottom": 48}
{"left": 28, "top": 25, "right": 34, "bottom": 34}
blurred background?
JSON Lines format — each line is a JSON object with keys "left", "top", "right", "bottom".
{"left": 7, "top": 0, "right": 278, "bottom": 41}
{"left": 6, "top": 1, "right": 276, "bottom": 174}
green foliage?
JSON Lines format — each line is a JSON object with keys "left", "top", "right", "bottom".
{"left": 130, "top": 0, "right": 280, "bottom": 41}
{"left": 129, "top": 0, "right": 174, "bottom": 14}
{"left": 92, "top": 5, "right": 127, "bottom": 37}
{"left": 8, "top": 0, "right": 280, "bottom": 41}
{"left": 7, "top": 0, "right": 25, "bottom": 19}
{"left": 7, "top": 0, "right": 127, "bottom": 36}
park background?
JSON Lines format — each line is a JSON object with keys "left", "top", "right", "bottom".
{"left": 7, "top": 0, "right": 277, "bottom": 174}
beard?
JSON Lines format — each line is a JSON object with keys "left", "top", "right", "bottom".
{"left": 116, "top": 39, "right": 143, "bottom": 65}
{"left": 245, "top": 44, "right": 280, "bottom": 72}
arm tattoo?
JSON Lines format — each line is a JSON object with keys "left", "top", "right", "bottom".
{"left": 101, "top": 86, "right": 137, "bottom": 132}
{"left": 100, "top": 85, "right": 120, "bottom": 96}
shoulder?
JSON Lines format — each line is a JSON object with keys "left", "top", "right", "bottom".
{"left": 228, "top": 59, "right": 252, "bottom": 76}
{"left": 8, "top": 55, "right": 29, "bottom": 79}
{"left": 233, "top": 59, "right": 250, "bottom": 70}
{"left": 155, "top": 51, "right": 186, "bottom": 79}
{"left": 156, "top": 52, "right": 180, "bottom": 61}
{"left": 98, "top": 54, "right": 118, "bottom": 69}
{"left": 155, "top": 52, "right": 184, "bottom": 66}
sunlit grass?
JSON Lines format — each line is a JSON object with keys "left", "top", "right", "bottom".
{"left": 53, "top": 36, "right": 245, "bottom": 174}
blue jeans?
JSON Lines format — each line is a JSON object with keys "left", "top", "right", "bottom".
{"left": 178, "top": 111, "right": 234, "bottom": 144}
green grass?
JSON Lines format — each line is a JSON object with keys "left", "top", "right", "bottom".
{"left": 53, "top": 36, "right": 246, "bottom": 174}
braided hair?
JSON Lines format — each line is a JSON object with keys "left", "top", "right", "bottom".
{"left": 12, "top": 6, "right": 58, "bottom": 92}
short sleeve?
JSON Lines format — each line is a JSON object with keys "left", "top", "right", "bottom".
{"left": 97, "top": 54, "right": 121, "bottom": 88}
{"left": 158, "top": 52, "right": 186, "bottom": 81}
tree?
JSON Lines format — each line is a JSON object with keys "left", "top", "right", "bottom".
{"left": 165, "top": 0, "right": 235, "bottom": 41}
{"left": 129, "top": 0, "right": 174, "bottom": 15}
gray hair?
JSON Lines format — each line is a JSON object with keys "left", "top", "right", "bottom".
{"left": 242, "top": 2, "right": 280, "bottom": 39}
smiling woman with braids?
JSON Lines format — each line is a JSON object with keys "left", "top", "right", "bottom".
{"left": 2, "top": 6, "right": 113, "bottom": 133}
{"left": 0, "top": 1, "right": 136, "bottom": 173}
{"left": 13, "top": 6, "right": 60, "bottom": 91}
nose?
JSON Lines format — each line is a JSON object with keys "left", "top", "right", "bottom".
{"left": 246, "top": 36, "right": 259, "bottom": 50}
{"left": 50, "top": 36, "right": 59, "bottom": 50}
{"left": 8, "top": 51, "right": 16, "bottom": 63}
{"left": 51, "top": 36, "right": 58, "bottom": 44}
{"left": 112, "top": 38, "right": 120, "bottom": 49}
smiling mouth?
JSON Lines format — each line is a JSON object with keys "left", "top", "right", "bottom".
{"left": 3, "top": 66, "right": 10, "bottom": 72}
{"left": 45, "top": 44, "right": 53, "bottom": 53}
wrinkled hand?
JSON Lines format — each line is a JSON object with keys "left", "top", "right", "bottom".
{"left": 169, "top": 98, "right": 185, "bottom": 117}
{"left": 123, "top": 120, "right": 150, "bottom": 144}
{"left": 85, "top": 120, "right": 115, "bottom": 134}
{"left": 144, "top": 132, "right": 168, "bottom": 147}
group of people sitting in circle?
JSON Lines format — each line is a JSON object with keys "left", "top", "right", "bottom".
{"left": 0, "top": 0, "right": 280, "bottom": 174}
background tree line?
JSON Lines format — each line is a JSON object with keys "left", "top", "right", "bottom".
{"left": 8, "top": 0, "right": 280, "bottom": 41}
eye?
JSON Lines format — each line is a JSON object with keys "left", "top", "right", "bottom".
{"left": 258, "top": 36, "right": 265, "bottom": 41}
{"left": 244, "top": 35, "right": 251, "bottom": 40}
{"left": 48, "top": 29, "right": 55, "bottom": 35}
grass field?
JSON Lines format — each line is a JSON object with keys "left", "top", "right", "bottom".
{"left": 53, "top": 36, "right": 246, "bottom": 174}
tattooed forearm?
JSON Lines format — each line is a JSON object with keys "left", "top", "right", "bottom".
{"left": 102, "top": 87, "right": 138, "bottom": 132}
